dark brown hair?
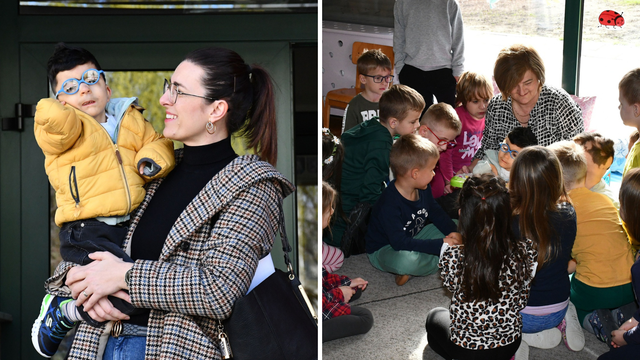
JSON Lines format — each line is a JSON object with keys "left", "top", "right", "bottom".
{"left": 573, "top": 132, "right": 614, "bottom": 167}
{"left": 357, "top": 49, "right": 392, "bottom": 75}
{"left": 509, "top": 146, "right": 567, "bottom": 267}
{"left": 185, "top": 47, "right": 277, "bottom": 165}
{"left": 457, "top": 175, "right": 531, "bottom": 302}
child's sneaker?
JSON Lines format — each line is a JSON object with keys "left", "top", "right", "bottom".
{"left": 613, "top": 301, "right": 638, "bottom": 327}
{"left": 513, "top": 339, "right": 529, "bottom": 360}
{"left": 588, "top": 308, "right": 617, "bottom": 349}
{"left": 31, "top": 294, "right": 78, "bottom": 358}
{"left": 522, "top": 327, "right": 561, "bottom": 349}
{"left": 559, "top": 302, "right": 585, "bottom": 351}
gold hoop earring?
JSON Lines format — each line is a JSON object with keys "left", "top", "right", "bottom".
{"left": 206, "top": 121, "right": 216, "bottom": 134}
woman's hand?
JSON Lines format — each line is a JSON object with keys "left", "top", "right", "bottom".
{"left": 66, "top": 251, "right": 133, "bottom": 312}
{"left": 84, "top": 291, "right": 131, "bottom": 322}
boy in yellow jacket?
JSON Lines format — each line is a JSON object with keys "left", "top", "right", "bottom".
{"left": 31, "top": 43, "right": 175, "bottom": 358}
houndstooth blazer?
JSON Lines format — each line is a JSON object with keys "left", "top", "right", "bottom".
{"left": 51, "top": 151, "right": 295, "bottom": 359}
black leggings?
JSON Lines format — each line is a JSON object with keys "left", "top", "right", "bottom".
{"left": 425, "top": 307, "right": 520, "bottom": 360}
{"left": 598, "top": 344, "right": 640, "bottom": 360}
{"left": 323, "top": 306, "right": 374, "bottom": 342}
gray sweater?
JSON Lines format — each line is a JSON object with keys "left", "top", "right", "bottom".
{"left": 393, "top": 0, "right": 465, "bottom": 77}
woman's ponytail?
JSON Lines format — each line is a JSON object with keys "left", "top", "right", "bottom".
{"left": 244, "top": 65, "right": 277, "bottom": 165}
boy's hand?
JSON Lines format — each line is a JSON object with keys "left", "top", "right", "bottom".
{"left": 444, "top": 232, "right": 462, "bottom": 245}
{"left": 611, "top": 329, "right": 627, "bottom": 348}
{"left": 456, "top": 166, "right": 470, "bottom": 175}
{"left": 444, "top": 184, "right": 453, "bottom": 194}
{"left": 350, "top": 278, "right": 368, "bottom": 291}
{"left": 58, "top": 100, "right": 66, "bottom": 106}
{"left": 139, "top": 162, "right": 146, "bottom": 175}
{"left": 339, "top": 286, "right": 355, "bottom": 303}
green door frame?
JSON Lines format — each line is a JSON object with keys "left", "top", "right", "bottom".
{"left": 0, "top": 3, "right": 316, "bottom": 359}
{"left": 562, "top": 0, "right": 584, "bottom": 95}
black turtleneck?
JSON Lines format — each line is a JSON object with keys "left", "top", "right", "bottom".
{"left": 128, "top": 137, "right": 237, "bottom": 326}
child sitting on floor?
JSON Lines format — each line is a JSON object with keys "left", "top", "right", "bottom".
{"left": 328, "top": 85, "right": 424, "bottom": 251}
{"left": 548, "top": 141, "right": 636, "bottom": 349}
{"left": 509, "top": 146, "right": 583, "bottom": 356}
{"left": 425, "top": 175, "right": 538, "bottom": 360}
{"left": 573, "top": 132, "right": 618, "bottom": 209}
{"left": 365, "top": 134, "right": 459, "bottom": 286}
{"left": 598, "top": 168, "right": 640, "bottom": 359}
{"left": 322, "top": 181, "right": 374, "bottom": 342}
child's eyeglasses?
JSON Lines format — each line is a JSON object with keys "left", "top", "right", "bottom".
{"left": 499, "top": 142, "right": 518, "bottom": 159}
{"left": 426, "top": 126, "right": 457, "bottom": 147}
{"left": 56, "top": 69, "right": 104, "bottom": 98}
{"left": 163, "top": 79, "right": 215, "bottom": 105}
{"left": 362, "top": 74, "right": 394, "bottom": 83}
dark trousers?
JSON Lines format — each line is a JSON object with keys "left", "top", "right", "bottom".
{"left": 323, "top": 305, "right": 374, "bottom": 342}
{"left": 59, "top": 219, "right": 139, "bottom": 325}
{"left": 425, "top": 307, "right": 520, "bottom": 360}
{"left": 399, "top": 65, "right": 457, "bottom": 117}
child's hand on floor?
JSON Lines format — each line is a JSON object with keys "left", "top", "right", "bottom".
{"left": 444, "top": 232, "right": 462, "bottom": 246}
{"left": 350, "top": 278, "right": 368, "bottom": 291}
{"left": 339, "top": 286, "right": 355, "bottom": 303}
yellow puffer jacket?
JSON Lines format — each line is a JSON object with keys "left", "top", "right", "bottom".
{"left": 34, "top": 97, "right": 175, "bottom": 226}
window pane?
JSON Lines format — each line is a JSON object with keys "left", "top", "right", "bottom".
{"left": 579, "top": 0, "right": 639, "bottom": 145}
{"left": 20, "top": 0, "right": 317, "bottom": 14}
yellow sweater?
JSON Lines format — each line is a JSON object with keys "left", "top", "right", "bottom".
{"left": 570, "top": 187, "right": 634, "bottom": 287}
{"left": 34, "top": 98, "right": 175, "bottom": 226}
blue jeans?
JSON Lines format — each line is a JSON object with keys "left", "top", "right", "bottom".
{"left": 103, "top": 335, "right": 146, "bottom": 360}
{"left": 521, "top": 306, "right": 568, "bottom": 333}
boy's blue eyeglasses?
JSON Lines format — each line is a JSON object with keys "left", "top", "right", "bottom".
{"left": 499, "top": 142, "right": 519, "bottom": 159}
{"left": 56, "top": 69, "right": 104, "bottom": 98}
{"left": 362, "top": 74, "right": 394, "bottom": 83}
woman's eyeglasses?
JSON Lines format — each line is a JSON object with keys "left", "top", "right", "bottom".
{"left": 426, "top": 126, "right": 457, "bottom": 147}
{"left": 362, "top": 74, "right": 394, "bottom": 83}
{"left": 163, "top": 79, "right": 215, "bottom": 104}
{"left": 499, "top": 142, "right": 518, "bottom": 159}
{"left": 56, "top": 69, "right": 104, "bottom": 98}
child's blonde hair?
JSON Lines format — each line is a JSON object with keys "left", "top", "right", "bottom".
{"left": 619, "top": 68, "right": 640, "bottom": 105}
{"left": 389, "top": 134, "right": 440, "bottom": 178}
{"left": 420, "top": 102, "right": 462, "bottom": 132}
{"left": 357, "top": 49, "right": 392, "bottom": 75}
{"left": 455, "top": 71, "right": 493, "bottom": 107}
{"left": 322, "top": 181, "right": 337, "bottom": 216}
{"left": 547, "top": 141, "right": 587, "bottom": 189}
{"left": 509, "top": 146, "right": 568, "bottom": 267}
{"left": 379, "top": 84, "right": 425, "bottom": 124}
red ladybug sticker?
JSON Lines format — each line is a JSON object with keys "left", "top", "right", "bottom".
{"left": 599, "top": 10, "right": 625, "bottom": 28}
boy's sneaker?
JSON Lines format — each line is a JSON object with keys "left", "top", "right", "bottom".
{"left": 613, "top": 302, "right": 638, "bottom": 327}
{"left": 588, "top": 308, "right": 617, "bottom": 349}
{"left": 31, "top": 294, "right": 78, "bottom": 358}
{"left": 558, "top": 302, "right": 585, "bottom": 351}
{"left": 522, "top": 327, "right": 561, "bottom": 349}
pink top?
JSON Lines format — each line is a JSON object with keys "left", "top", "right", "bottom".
{"left": 438, "top": 106, "right": 485, "bottom": 185}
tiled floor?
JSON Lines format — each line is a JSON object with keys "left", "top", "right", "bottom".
{"left": 322, "top": 254, "right": 611, "bottom": 360}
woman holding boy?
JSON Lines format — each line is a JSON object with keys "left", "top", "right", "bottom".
{"left": 54, "top": 48, "right": 294, "bottom": 359}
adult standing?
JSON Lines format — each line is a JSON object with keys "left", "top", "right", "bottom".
{"left": 393, "top": 0, "right": 465, "bottom": 113}
{"left": 51, "top": 47, "right": 295, "bottom": 359}
{"left": 469, "top": 44, "right": 584, "bottom": 171}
